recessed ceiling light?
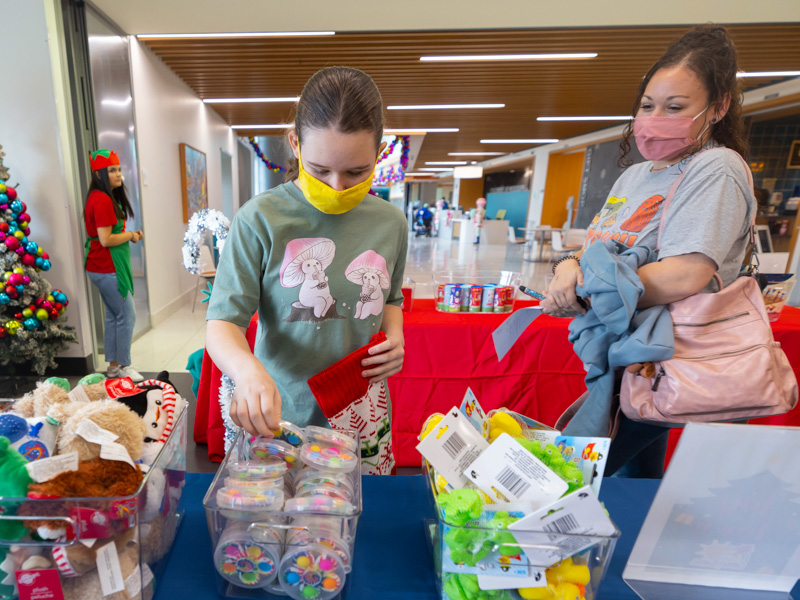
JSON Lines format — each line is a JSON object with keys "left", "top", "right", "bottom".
{"left": 425, "top": 161, "right": 468, "bottom": 165}
{"left": 137, "top": 31, "right": 335, "bottom": 39}
{"left": 448, "top": 152, "right": 506, "bottom": 156}
{"left": 384, "top": 128, "right": 459, "bottom": 134}
{"left": 737, "top": 71, "right": 800, "bottom": 78}
{"left": 204, "top": 97, "right": 299, "bottom": 103}
{"left": 387, "top": 104, "right": 505, "bottom": 110}
{"left": 419, "top": 167, "right": 455, "bottom": 171}
{"left": 537, "top": 116, "right": 632, "bottom": 121}
{"left": 404, "top": 172, "right": 436, "bottom": 176}
{"left": 480, "top": 139, "right": 559, "bottom": 144}
{"left": 420, "top": 53, "right": 596, "bottom": 62}
{"left": 231, "top": 124, "right": 292, "bottom": 129}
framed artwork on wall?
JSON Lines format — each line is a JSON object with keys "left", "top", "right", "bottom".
{"left": 787, "top": 140, "right": 800, "bottom": 169}
{"left": 180, "top": 143, "right": 208, "bottom": 222}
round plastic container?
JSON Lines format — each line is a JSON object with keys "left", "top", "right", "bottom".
{"left": 214, "top": 521, "right": 282, "bottom": 588}
{"left": 227, "top": 460, "right": 287, "bottom": 481}
{"left": 303, "top": 426, "right": 358, "bottom": 452}
{"left": 293, "top": 472, "right": 354, "bottom": 500}
{"left": 272, "top": 422, "right": 307, "bottom": 447}
{"left": 300, "top": 443, "right": 357, "bottom": 474}
{"left": 251, "top": 438, "right": 302, "bottom": 475}
{"left": 295, "top": 484, "right": 353, "bottom": 505}
{"left": 431, "top": 270, "right": 522, "bottom": 314}
{"left": 284, "top": 496, "right": 354, "bottom": 515}
{"left": 224, "top": 476, "right": 285, "bottom": 491}
{"left": 279, "top": 543, "right": 346, "bottom": 600}
{"left": 216, "top": 486, "right": 285, "bottom": 514}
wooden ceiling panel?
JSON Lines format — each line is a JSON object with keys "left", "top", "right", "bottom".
{"left": 142, "top": 24, "right": 800, "bottom": 166}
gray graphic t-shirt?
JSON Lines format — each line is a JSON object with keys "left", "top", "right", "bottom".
{"left": 584, "top": 146, "right": 753, "bottom": 287}
{"left": 206, "top": 182, "right": 408, "bottom": 427}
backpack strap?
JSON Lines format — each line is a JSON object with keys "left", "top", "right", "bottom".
{"left": 656, "top": 148, "right": 757, "bottom": 252}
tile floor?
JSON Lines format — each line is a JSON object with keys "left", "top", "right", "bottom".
{"left": 119, "top": 235, "right": 556, "bottom": 374}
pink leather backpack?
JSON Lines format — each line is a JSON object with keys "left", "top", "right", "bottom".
{"left": 619, "top": 149, "right": 798, "bottom": 424}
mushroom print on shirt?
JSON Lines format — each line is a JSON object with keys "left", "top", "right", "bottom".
{"left": 280, "top": 237, "right": 345, "bottom": 323}
{"left": 345, "top": 250, "right": 391, "bottom": 320}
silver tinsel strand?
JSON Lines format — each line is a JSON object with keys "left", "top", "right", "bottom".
{"left": 181, "top": 209, "right": 230, "bottom": 275}
{"left": 219, "top": 374, "right": 240, "bottom": 452}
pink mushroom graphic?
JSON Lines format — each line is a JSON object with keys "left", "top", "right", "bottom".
{"left": 280, "top": 237, "right": 341, "bottom": 322}
{"left": 345, "top": 250, "right": 390, "bottom": 320}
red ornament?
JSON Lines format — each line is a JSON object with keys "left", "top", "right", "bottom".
{"left": 49, "top": 308, "right": 60, "bottom": 319}
{"left": 14, "top": 312, "right": 23, "bottom": 320}
{"left": 24, "top": 228, "right": 30, "bottom": 236}
{"left": 0, "top": 326, "right": 5, "bottom": 337}
{"left": 6, "top": 187, "right": 17, "bottom": 201}
{"left": 55, "top": 302, "right": 63, "bottom": 311}
{"left": 42, "top": 300, "right": 54, "bottom": 311}
{"left": 41, "top": 252, "right": 49, "bottom": 260}
{"left": 0, "top": 222, "right": 8, "bottom": 233}
{"left": 18, "top": 213, "right": 30, "bottom": 224}
{"left": 35, "top": 298, "right": 45, "bottom": 308}
{"left": 7, "top": 273, "right": 22, "bottom": 286}
{"left": 18, "top": 200, "right": 25, "bottom": 212}
{"left": 5, "top": 285, "right": 15, "bottom": 296}
{"left": 21, "top": 254, "right": 36, "bottom": 267}
{"left": 4, "top": 237, "right": 20, "bottom": 251}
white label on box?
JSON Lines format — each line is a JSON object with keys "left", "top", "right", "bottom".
{"left": 459, "top": 388, "right": 489, "bottom": 439}
{"left": 464, "top": 433, "right": 568, "bottom": 507}
{"left": 67, "top": 385, "right": 90, "bottom": 405}
{"left": 416, "top": 408, "right": 489, "bottom": 488}
{"left": 477, "top": 570, "right": 547, "bottom": 590}
{"left": 509, "top": 486, "right": 617, "bottom": 567}
{"left": 76, "top": 419, "right": 119, "bottom": 445}
{"left": 95, "top": 541, "right": 124, "bottom": 596}
{"left": 124, "top": 565, "right": 141, "bottom": 598}
{"left": 25, "top": 451, "right": 78, "bottom": 483}
{"left": 100, "top": 440, "right": 136, "bottom": 469}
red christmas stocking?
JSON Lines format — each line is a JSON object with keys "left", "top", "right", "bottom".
{"left": 308, "top": 332, "right": 395, "bottom": 475}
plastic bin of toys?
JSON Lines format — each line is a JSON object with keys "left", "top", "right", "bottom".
{"left": 0, "top": 404, "right": 187, "bottom": 600}
{"left": 431, "top": 270, "right": 522, "bottom": 314}
{"left": 423, "top": 462, "right": 619, "bottom": 600}
{"left": 203, "top": 426, "right": 362, "bottom": 600}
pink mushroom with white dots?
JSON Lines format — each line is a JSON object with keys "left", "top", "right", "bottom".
{"left": 345, "top": 250, "right": 390, "bottom": 320}
{"left": 280, "top": 237, "right": 337, "bottom": 319}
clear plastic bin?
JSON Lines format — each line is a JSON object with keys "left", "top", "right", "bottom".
{"left": 432, "top": 270, "right": 522, "bottom": 314}
{"left": 422, "top": 462, "right": 619, "bottom": 600}
{"left": 0, "top": 406, "right": 187, "bottom": 600}
{"left": 203, "top": 429, "right": 362, "bottom": 599}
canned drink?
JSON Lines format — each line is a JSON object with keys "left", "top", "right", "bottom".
{"left": 481, "top": 285, "right": 496, "bottom": 312}
{"left": 446, "top": 284, "right": 463, "bottom": 313}
{"left": 437, "top": 284, "right": 446, "bottom": 311}
{"left": 460, "top": 285, "right": 473, "bottom": 312}
{"left": 469, "top": 285, "right": 483, "bottom": 312}
{"left": 493, "top": 285, "right": 506, "bottom": 313}
{"left": 504, "top": 286, "right": 514, "bottom": 312}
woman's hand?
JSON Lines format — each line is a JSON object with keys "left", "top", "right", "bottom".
{"left": 229, "top": 363, "right": 283, "bottom": 437}
{"left": 541, "top": 258, "right": 587, "bottom": 317}
{"left": 361, "top": 336, "right": 405, "bottom": 384}
{"left": 129, "top": 230, "right": 142, "bottom": 243}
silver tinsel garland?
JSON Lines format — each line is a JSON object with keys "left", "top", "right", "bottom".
{"left": 181, "top": 209, "right": 230, "bottom": 274}
{"left": 218, "top": 374, "right": 240, "bottom": 452}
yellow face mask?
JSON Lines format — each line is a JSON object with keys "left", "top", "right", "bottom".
{"left": 297, "top": 152, "right": 375, "bottom": 215}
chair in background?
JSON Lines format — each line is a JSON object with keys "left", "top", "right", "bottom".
{"left": 508, "top": 225, "right": 527, "bottom": 244}
{"left": 192, "top": 245, "right": 216, "bottom": 313}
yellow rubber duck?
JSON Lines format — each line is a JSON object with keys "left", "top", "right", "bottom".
{"left": 419, "top": 413, "right": 445, "bottom": 440}
{"left": 518, "top": 558, "right": 590, "bottom": 600}
{"left": 488, "top": 411, "right": 523, "bottom": 442}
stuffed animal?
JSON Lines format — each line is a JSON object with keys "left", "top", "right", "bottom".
{"left": 0, "top": 414, "right": 59, "bottom": 461}
{"left": 11, "top": 376, "right": 108, "bottom": 419}
{"left": 0, "top": 437, "right": 34, "bottom": 541}
{"left": 109, "top": 371, "right": 179, "bottom": 445}
{"left": 53, "top": 400, "right": 145, "bottom": 463}
{"left": 18, "top": 458, "right": 143, "bottom": 541}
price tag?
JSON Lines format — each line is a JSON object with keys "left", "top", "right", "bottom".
{"left": 96, "top": 541, "right": 124, "bottom": 596}
{"left": 67, "top": 385, "right": 90, "bottom": 404}
{"left": 477, "top": 570, "right": 547, "bottom": 590}
{"left": 25, "top": 452, "right": 78, "bottom": 483}
{"left": 76, "top": 419, "right": 135, "bottom": 468}
{"left": 464, "top": 433, "right": 567, "bottom": 507}
{"left": 508, "top": 486, "right": 617, "bottom": 567}
{"left": 459, "top": 388, "right": 489, "bottom": 439}
{"left": 416, "top": 408, "right": 489, "bottom": 488}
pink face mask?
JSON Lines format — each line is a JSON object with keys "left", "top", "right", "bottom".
{"left": 633, "top": 106, "right": 710, "bottom": 162}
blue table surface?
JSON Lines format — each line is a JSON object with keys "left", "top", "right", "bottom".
{"left": 156, "top": 474, "right": 660, "bottom": 600}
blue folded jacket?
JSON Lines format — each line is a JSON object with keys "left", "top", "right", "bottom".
{"left": 562, "top": 241, "right": 675, "bottom": 437}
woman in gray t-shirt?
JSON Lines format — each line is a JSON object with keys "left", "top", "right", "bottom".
{"left": 542, "top": 24, "right": 753, "bottom": 477}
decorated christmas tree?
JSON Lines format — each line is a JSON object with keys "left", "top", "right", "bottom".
{"left": 0, "top": 147, "right": 77, "bottom": 374}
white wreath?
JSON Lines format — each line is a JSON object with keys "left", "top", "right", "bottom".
{"left": 181, "top": 209, "right": 230, "bottom": 274}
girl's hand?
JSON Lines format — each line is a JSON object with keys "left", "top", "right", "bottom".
{"left": 541, "top": 259, "right": 587, "bottom": 317}
{"left": 361, "top": 336, "right": 404, "bottom": 384}
{"left": 229, "top": 364, "right": 283, "bottom": 437}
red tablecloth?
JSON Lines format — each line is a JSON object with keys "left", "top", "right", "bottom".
{"left": 195, "top": 300, "right": 800, "bottom": 466}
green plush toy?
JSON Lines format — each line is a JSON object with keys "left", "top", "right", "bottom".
{"left": 486, "top": 511, "right": 521, "bottom": 556}
{"left": 438, "top": 488, "right": 483, "bottom": 526}
{"left": 0, "top": 436, "right": 35, "bottom": 541}
{"left": 514, "top": 438, "right": 584, "bottom": 493}
{"left": 444, "top": 526, "right": 493, "bottom": 566}
{"left": 444, "top": 573, "right": 512, "bottom": 600}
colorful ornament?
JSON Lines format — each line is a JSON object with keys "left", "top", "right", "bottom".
{"left": 4, "top": 237, "right": 19, "bottom": 251}
{"left": 40, "top": 259, "right": 51, "bottom": 271}
{"left": 23, "top": 318, "right": 39, "bottom": 331}
{"left": 9, "top": 199, "right": 22, "bottom": 213}
{"left": 5, "top": 320, "right": 21, "bottom": 335}
{"left": 21, "top": 308, "right": 33, "bottom": 318}
{"left": 6, "top": 187, "right": 17, "bottom": 201}
{"left": 36, "top": 309, "right": 49, "bottom": 322}
{"left": 0, "top": 294, "right": 9, "bottom": 305}
{"left": 247, "top": 137, "right": 287, "bottom": 173}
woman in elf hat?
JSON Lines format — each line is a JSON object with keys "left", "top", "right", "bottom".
{"left": 84, "top": 149, "right": 144, "bottom": 382}
{"left": 205, "top": 67, "right": 407, "bottom": 468}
